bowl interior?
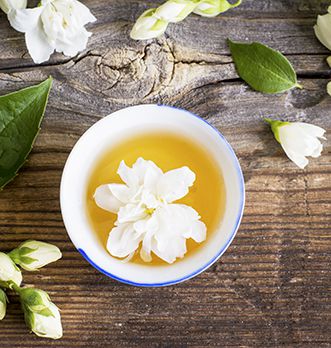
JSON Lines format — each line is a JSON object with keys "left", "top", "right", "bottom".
{"left": 60, "top": 105, "right": 244, "bottom": 286}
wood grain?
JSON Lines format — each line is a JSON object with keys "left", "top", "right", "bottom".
{"left": 0, "top": 0, "right": 330, "bottom": 347}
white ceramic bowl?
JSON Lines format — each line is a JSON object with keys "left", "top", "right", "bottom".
{"left": 60, "top": 104, "right": 245, "bottom": 287}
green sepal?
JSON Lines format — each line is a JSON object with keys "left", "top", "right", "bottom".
{"left": 264, "top": 118, "right": 289, "bottom": 143}
{"left": 19, "top": 288, "right": 50, "bottom": 313}
{"left": 8, "top": 247, "right": 38, "bottom": 266}
{"left": 151, "top": 18, "right": 168, "bottom": 31}
{"left": 19, "top": 256, "right": 38, "bottom": 265}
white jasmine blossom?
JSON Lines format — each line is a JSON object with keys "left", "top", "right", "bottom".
{"left": 265, "top": 119, "right": 326, "bottom": 169}
{"left": 0, "top": 289, "right": 8, "bottom": 320}
{"left": 8, "top": 0, "right": 96, "bottom": 64}
{"left": 130, "top": 0, "right": 241, "bottom": 40}
{"left": 0, "top": 252, "right": 22, "bottom": 288}
{"left": 0, "top": 0, "right": 26, "bottom": 14}
{"left": 8, "top": 240, "right": 62, "bottom": 271}
{"left": 314, "top": 6, "right": 331, "bottom": 51}
{"left": 94, "top": 158, "right": 207, "bottom": 264}
{"left": 130, "top": 0, "right": 197, "bottom": 40}
{"left": 19, "top": 288, "right": 62, "bottom": 339}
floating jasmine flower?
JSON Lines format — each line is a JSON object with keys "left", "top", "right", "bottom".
{"left": 94, "top": 158, "right": 207, "bottom": 264}
{"left": 8, "top": 0, "right": 96, "bottom": 64}
{"left": 265, "top": 119, "right": 326, "bottom": 169}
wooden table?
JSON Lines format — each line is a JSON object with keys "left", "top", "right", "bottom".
{"left": 1, "top": 1, "right": 330, "bottom": 347}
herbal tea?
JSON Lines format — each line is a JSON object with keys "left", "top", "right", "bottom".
{"left": 86, "top": 131, "right": 225, "bottom": 265}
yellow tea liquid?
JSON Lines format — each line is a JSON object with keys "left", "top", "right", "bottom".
{"left": 86, "top": 131, "right": 225, "bottom": 265}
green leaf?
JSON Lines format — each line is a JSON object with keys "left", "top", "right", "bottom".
{"left": 228, "top": 40, "right": 302, "bottom": 94}
{"left": 0, "top": 77, "right": 52, "bottom": 189}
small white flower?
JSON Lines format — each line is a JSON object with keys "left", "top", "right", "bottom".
{"left": 0, "top": 252, "right": 22, "bottom": 288}
{"left": 19, "top": 288, "right": 62, "bottom": 339}
{"left": 314, "top": 6, "right": 331, "bottom": 51}
{"left": 8, "top": 240, "right": 62, "bottom": 271}
{"left": 94, "top": 158, "right": 207, "bottom": 264}
{"left": 266, "top": 119, "right": 326, "bottom": 169}
{"left": 0, "top": 289, "right": 8, "bottom": 321}
{"left": 8, "top": 0, "right": 96, "bottom": 64}
{"left": 0, "top": 0, "right": 26, "bottom": 14}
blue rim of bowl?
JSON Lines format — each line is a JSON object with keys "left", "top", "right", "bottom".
{"left": 76, "top": 104, "right": 245, "bottom": 287}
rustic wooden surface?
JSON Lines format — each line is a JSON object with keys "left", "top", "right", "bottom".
{"left": 0, "top": 0, "right": 331, "bottom": 347}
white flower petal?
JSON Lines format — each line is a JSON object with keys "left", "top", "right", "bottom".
{"left": 140, "top": 216, "right": 159, "bottom": 262}
{"left": 279, "top": 124, "right": 321, "bottom": 155}
{"left": 155, "top": 2, "right": 187, "bottom": 21}
{"left": 157, "top": 166, "right": 195, "bottom": 202}
{"left": 177, "top": 205, "right": 207, "bottom": 242}
{"left": 94, "top": 184, "right": 123, "bottom": 213}
{"left": 141, "top": 190, "right": 159, "bottom": 208}
{"left": 283, "top": 149, "right": 309, "bottom": 169}
{"left": 32, "top": 302, "right": 62, "bottom": 339}
{"left": 117, "top": 160, "right": 139, "bottom": 188}
{"left": 54, "top": 27, "right": 91, "bottom": 57}
{"left": 132, "top": 158, "right": 163, "bottom": 185}
{"left": 152, "top": 236, "right": 187, "bottom": 264}
{"left": 117, "top": 203, "right": 147, "bottom": 224}
{"left": 296, "top": 122, "right": 326, "bottom": 140}
{"left": 143, "top": 166, "right": 163, "bottom": 193}
{"left": 71, "top": 0, "right": 97, "bottom": 26}
{"left": 8, "top": 6, "right": 43, "bottom": 33}
{"left": 108, "top": 183, "right": 136, "bottom": 204}
{"left": 25, "top": 24, "right": 55, "bottom": 64}
{"left": 107, "top": 223, "right": 142, "bottom": 258}
{"left": 310, "top": 142, "right": 323, "bottom": 158}
{"left": 150, "top": 204, "right": 206, "bottom": 263}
